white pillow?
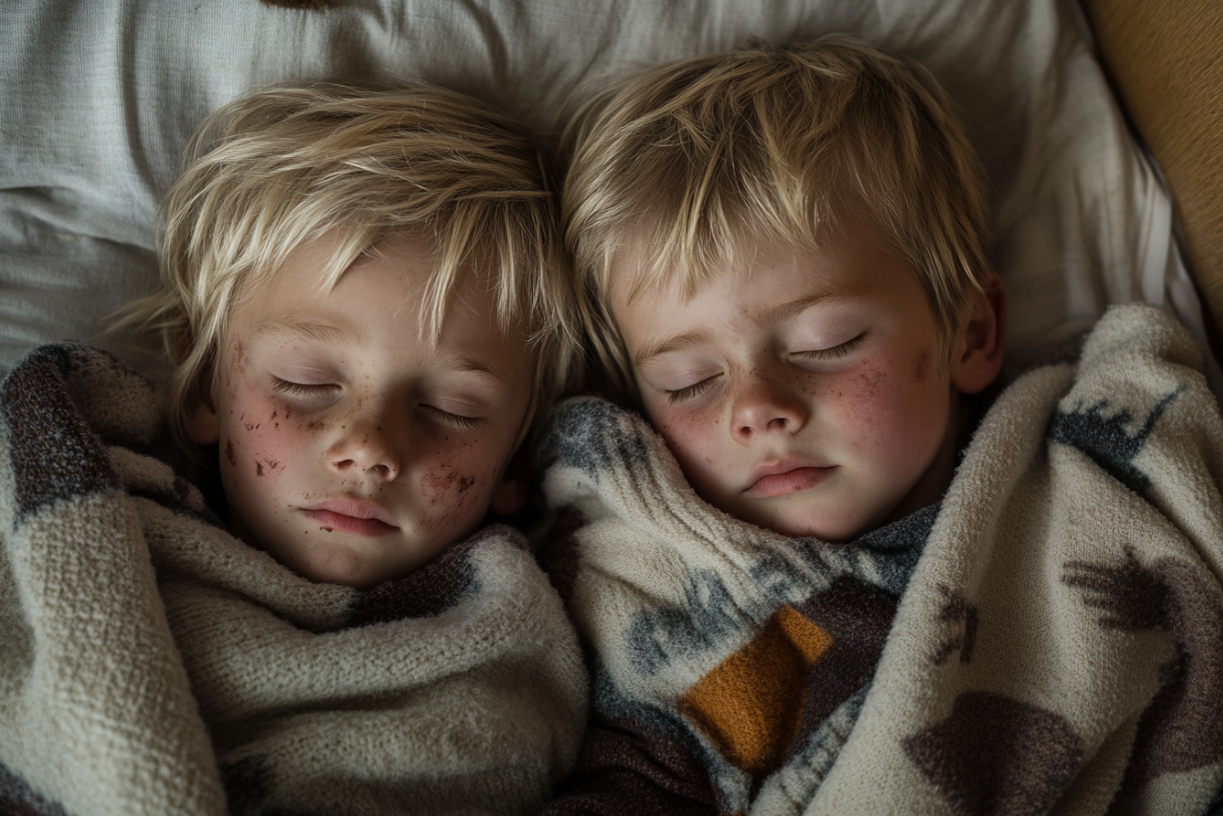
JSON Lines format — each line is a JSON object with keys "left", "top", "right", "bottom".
{"left": 1, "top": 0, "right": 1216, "bottom": 393}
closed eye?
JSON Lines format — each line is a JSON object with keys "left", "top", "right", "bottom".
{"left": 792, "top": 333, "right": 866, "bottom": 363}
{"left": 271, "top": 378, "right": 341, "bottom": 399}
{"left": 665, "top": 373, "right": 722, "bottom": 404}
{"left": 419, "top": 404, "right": 481, "bottom": 430}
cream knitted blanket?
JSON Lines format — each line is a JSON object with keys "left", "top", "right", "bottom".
{"left": 0, "top": 344, "right": 587, "bottom": 816}
{"left": 535, "top": 303, "right": 1223, "bottom": 815}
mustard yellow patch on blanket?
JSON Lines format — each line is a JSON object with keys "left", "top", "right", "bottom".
{"left": 679, "top": 605, "right": 830, "bottom": 779}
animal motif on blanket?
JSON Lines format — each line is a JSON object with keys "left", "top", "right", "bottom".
{"left": 0, "top": 344, "right": 587, "bottom": 816}
{"left": 534, "top": 303, "right": 1223, "bottom": 815}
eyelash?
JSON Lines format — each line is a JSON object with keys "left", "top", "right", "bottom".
{"left": 793, "top": 333, "right": 866, "bottom": 362}
{"left": 663, "top": 335, "right": 866, "bottom": 404}
{"left": 420, "top": 405, "right": 481, "bottom": 430}
{"left": 272, "top": 378, "right": 338, "bottom": 398}
{"left": 273, "top": 380, "right": 481, "bottom": 429}
{"left": 666, "top": 375, "right": 721, "bottom": 404}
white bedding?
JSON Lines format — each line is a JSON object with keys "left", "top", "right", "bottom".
{"left": 1, "top": 0, "right": 1218, "bottom": 395}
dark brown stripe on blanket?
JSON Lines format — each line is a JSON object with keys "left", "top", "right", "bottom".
{"left": 2, "top": 345, "right": 117, "bottom": 520}
{"left": 344, "top": 529, "right": 485, "bottom": 626}
{"left": 0, "top": 759, "right": 73, "bottom": 816}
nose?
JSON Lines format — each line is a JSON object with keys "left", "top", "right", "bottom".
{"left": 730, "top": 371, "right": 808, "bottom": 445}
{"left": 326, "top": 410, "right": 402, "bottom": 482}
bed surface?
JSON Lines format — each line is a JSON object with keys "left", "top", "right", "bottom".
{"left": 1, "top": 0, "right": 1218, "bottom": 397}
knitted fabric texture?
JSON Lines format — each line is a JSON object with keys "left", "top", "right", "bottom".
{"left": 535, "top": 303, "right": 1223, "bottom": 815}
{"left": 0, "top": 343, "right": 587, "bottom": 816}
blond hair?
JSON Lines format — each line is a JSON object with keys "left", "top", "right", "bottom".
{"left": 120, "top": 82, "right": 577, "bottom": 449}
{"left": 561, "top": 37, "right": 990, "bottom": 402}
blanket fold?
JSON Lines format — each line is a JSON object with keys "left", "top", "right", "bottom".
{"left": 0, "top": 343, "right": 587, "bottom": 816}
{"left": 535, "top": 303, "right": 1223, "bottom": 816}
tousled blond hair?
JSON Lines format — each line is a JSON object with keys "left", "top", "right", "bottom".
{"left": 560, "top": 37, "right": 990, "bottom": 402}
{"left": 121, "top": 83, "right": 577, "bottom": 449}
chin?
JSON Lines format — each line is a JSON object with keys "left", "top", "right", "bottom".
{"left": 289, "top": 547, "right": 387, "bottom": 589}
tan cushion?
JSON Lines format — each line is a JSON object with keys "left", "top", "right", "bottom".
{"left": 1081, "top": 0, "right": 1223, "bottom": 356}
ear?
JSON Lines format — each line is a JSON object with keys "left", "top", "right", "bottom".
{"left": 490, "top": 446, "right": 530, "bottom": 516}
{"left": 184, "top": 381, "right": 221, "bottom": 446}
{"left": 950, "top": 271, "right": 1007, "bottom": 395}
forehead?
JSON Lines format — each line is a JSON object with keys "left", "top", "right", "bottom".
{"left": 608, "top": 231, "right": 881, "bottom": 311}
{"left": 229, "top": 233, "right": 519, "bottom": 360}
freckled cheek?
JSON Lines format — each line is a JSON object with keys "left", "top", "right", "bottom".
{"left": 416, "top": 446, "right": 500, "bottom": 519}
{"left": 223, "top": 397, "right": 297, "bottom": 482}
{"left": 649, "top": 404, "right": 732, "bottom": 487}
{"left": 824, "top": 368, "right": 945, "bottom": 458}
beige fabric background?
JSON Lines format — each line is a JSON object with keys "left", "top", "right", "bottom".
{"left": 1082, "top": 0, "right": 1223, "bottom": 359}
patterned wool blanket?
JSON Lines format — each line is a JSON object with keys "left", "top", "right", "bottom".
{"left": 0, "top": 344, "right": 587, "bottom": 816}
{"left": 534, "top": 303, "right": 1223, "bottom": 816}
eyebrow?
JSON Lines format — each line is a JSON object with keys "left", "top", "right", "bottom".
{"left": 631, "top": 286, "right": 869, "bottom": 368}
{"left": 251, "top": 317, "right": 511, "bottom": 387}
{"left": 250, "top": 318, "right": 366, "bottom": 348}
{"left": 632, "top": 329, "right": 716, "bottom": 368}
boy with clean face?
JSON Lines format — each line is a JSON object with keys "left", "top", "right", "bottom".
{"left": 563, "top": 36, "right": 1005, "bottom": 546}
{"left": 0, "top": 83, "right": 586, "bottom": 816}
{"left": 537, "top": 36, "right": 1223, "bottom": 815}
{"left": 610, "top": 228, "right": 1003, "bottom": 543}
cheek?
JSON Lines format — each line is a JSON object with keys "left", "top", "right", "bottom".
{"left": 416, "top": 438, "right": 502, "bottom": 517}
{"left": 647, "top": 400, "right": 730, "bottom": 486}
{"left": 222, "top": 393, "right": 297, "bottom": 484}
{"left": 822, "top": 355, "right": 947, "bottom": 457}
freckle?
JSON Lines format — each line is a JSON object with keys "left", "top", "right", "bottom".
{"left": 270, "top": 410, "right": 278, "bottom": 421}
{"left": 321, "top": 527, "right": 333, "bottom": 533}
{"left": 225, "top": 440, "right": 236, "bottom": 466}
{"left": 256, "top": 461, "right": 264, "bottom": 476}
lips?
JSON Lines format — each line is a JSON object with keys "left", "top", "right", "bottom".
{"left": 744, "top": 461, "right": 834, "bottom": 498}
{"left": 302, "top": 499, "right": 398, "bottom": 536}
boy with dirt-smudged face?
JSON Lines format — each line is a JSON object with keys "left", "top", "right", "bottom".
{"left": 126, "top": 83, "right": 578, "bottom": 589}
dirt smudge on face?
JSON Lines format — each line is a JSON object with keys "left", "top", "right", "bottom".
{"left": 225, "top": 439, "right": 236, "bottom": 467}
{"left": 256, "top": 461, "right": 264, "bottom": 477}
{"left": 423, "top": 467, "right": 480, "bottom": 506}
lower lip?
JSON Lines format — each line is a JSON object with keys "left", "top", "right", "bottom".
{"left": 746, "top": 467, "right": 834, "bottom": 498}
{"left": 303, "top": 509, "right": 398, "bottom": 536}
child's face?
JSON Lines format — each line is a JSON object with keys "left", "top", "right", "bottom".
{"left": 188, "top": 234, "right": 534, "bottom": 588}
{"left": 610, "top": 230, "right": 998, "bottom": 542}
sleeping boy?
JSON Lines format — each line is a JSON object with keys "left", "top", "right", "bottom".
{"left": 0, "top": 84, "right": 586, "bottom": 816}
{"left": 536, "top": 37, "right": 1223, "bottom": 815}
